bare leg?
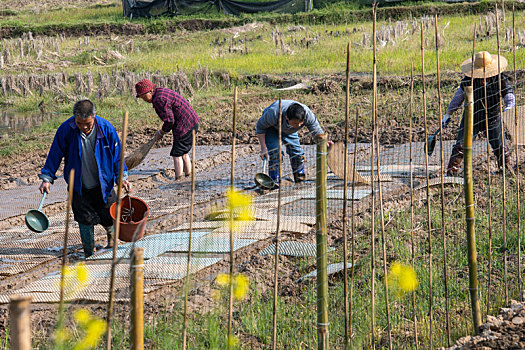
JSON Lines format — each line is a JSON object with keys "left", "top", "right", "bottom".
{"left": 182, "top": 153, "right": 192, "bottom": 176}
{"left": 173, "top": 156, "right": 183, "bottom": 179}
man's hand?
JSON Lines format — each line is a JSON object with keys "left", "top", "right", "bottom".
{"left": 39, "top": 181, "right": 51, "bottom": 194}
{"left": 327, "top": 140, "right": 334, "bottom": 148}
{"left": 155, "top": 130, "right": 165, "bottom": 142}
{"left": 122, "top": 180, "right": 132, "bottom": 193}
{"left": 260, "top": 147, "right": 268, "bottom": 160}
{"left": 442, "top": 113, "right": 451, "bottom": 129}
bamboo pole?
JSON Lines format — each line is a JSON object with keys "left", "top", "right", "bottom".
{"left": 373, "top": 42, "right": 393, "bottom": 350}
{"left": 342, "top": 42, "right": 351, "bottom": 350}
{"left": 463, "top": 28, "right": 477, "bottom": 338}
{"left": 434, "top": 14, "right": 451, "bottom": 346}
{"left": 464, "top": 85, "right": 482, "bottom": 334}
{"left": 482, "top": 51, "right": 494, "bottom": 319}
{"left": 349, "top": 105, "right": 359, "bottom": 345}
{"left": 182, "top": 130, "right": 197, "bottom": 349}
{"left": 420, "top": 21, "right": 434, "bottom": 349}
{"left": 227, "top": 86, "right": 238, "bottom": 349}
{"left": 409, "top": 60, "right": 419, "bottom": 349}
{"left": 9, "top": 295, "right": 32, "bottom": 350}
{"left": 130, "top": 247, "right": 144, "bottom": 350}
{"left": 512, "top": 3, "right": 522, "bottom": 301}
{"left": 495, "top": 4, "right": 509, "bottom": 305}
{"left": 58, "top": 169, "right": 74, "bottom": 319}
{"left": 316, "top": 133, "right": 329, "bottom": 350}
{"left": 370, "top": 4, "right": 377, "bottom": 348}
{"left": 271, "top": 99, "right": 283, "bottom": 350}
{"left": 106, "top": 110, "right": 129, "bottom": 350}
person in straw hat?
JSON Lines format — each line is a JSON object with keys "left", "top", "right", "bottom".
{"left": 135, "top": 79, "right": 200, "bottom": 180}
{"left": 443, "top": 51, "right": 515, "bottom": 176}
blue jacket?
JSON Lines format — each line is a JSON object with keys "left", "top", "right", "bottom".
{"left": 40, "top": 115, "right": 128, "bottom": 203}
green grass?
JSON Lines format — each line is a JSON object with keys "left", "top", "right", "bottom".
{"left": 65, "top": 177, "right": 522, "bottom": 349}
{"left": 0, "top": 1, "right": 515, "bottom": 37}
{"left": 4, "top": 9, "right": 525, "bottom": 77}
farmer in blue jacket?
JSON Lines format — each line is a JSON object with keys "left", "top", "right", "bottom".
{"left": 256, "top": 100, "right": 332, "bottom": 187}
{"left": 38, "top": 100, "right": 131, "bottom": 258}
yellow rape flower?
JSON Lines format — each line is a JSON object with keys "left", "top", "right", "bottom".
{"left": 233, "top": 274, "right": 249, "bottom": 300}
{"left": 227, "top": 188, "right": 252, "bottom": 210}
{"left": 60, "top": 263, "right": 90, "bottom": 297}
{"left": 54, "top": 328, "right": 72, "bottom": 344}
{"left": 387, "top": 262, "right": 418, "bottom": 298}
{"left": 73, "top": 309, "right": 92, "bottom": 327}
{"left": 227, "top": 334, "right": 239, "bottom": 347}
{"left": 73, "top": 316, "right": 107, "bottom": 350}
{"left": 76, "top": 263, "right": 89, "bottom": 284}
{"left": 226, "top": 188, "right": 254, "bottom": 231}
{"left": 216, "top": 273, "right": 231, "bottom": 287}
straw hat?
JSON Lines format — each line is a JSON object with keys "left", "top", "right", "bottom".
{"left": 460, "top": 51, "right": 507, "bottom": 78}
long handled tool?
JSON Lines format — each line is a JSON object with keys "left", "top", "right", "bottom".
{"left": 327, "top": 142, "right": 368, "bottom": 184}
{"left": 125, "top": 135, "right": 157, "bottom": 170}
{"left": 25, "top": 192, "right": 49, "bottom": 233}
{"left": 426, "top": 128, "right": 440, "bottom": 156}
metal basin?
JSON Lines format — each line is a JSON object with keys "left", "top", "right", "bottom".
{"left": 25, "top": 192, "right": 49, "bottom": 233}
{"left": 254, "top": 172, "right": 275, "bottom": 190}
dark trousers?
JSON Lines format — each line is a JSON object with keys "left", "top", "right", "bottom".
{"left": 72, "top": 186, "right": 116, "bottom": 227}
{"left": 455, "top": 112, "right": 504, "bottom": 152}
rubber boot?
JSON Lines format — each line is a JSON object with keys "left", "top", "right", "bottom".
{"left": 78, "top": 224, "right": 95, "bottom": 258}
{"left": 446, "top": 144, "right": 464, "bottom": 176}
{"left": 293, "top": 169, "right": 306, "bottom": 183}
{"left": 104, "top": 226, "right": 114, "bottom": 249}
{"left": 291, "top": 155, "right": 306, "bottom": 183}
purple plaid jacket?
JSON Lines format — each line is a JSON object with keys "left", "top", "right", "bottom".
{"left": 151, "top": 87, "right": 200, "bottom": 139}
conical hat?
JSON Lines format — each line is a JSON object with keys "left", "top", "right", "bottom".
{"left": 460, "top": 51, "right": 507, "bottom": 78}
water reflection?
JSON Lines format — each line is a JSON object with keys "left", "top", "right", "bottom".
{"left": 0, "top": 111, "right": 53, "bottom": 134}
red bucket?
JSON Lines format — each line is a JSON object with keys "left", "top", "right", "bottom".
{"left": 110, "top": 196, "right": 149, "bottom": 242}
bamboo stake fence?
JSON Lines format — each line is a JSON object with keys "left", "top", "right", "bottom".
{"left": 9, "top": 295, "right": 32, "bottom": 350}
{"left": 227, "top": 86, "right": 238, "bottom": 350}
{"left": 512, "top": 4, "right": 522, "bottom": 302}
{"left": 464, "top": 85, "right": 482, "bottom": 334}
{"left": 370, "top": 4, "right": 378, "bottom": 349}
{"left": 374, "top": 68, "right": 393, "bottom": 350}
{"left": 106, "top": 110, "right": 129, "bottom": 350}
{"left": 482, "top": 48, "right": 495, "bottom": 320}
{"left": 495, "top": 4, "right": 509, "bottom": 305}
{"left": 349, "top": 105, "right": 359, "bottom": 347}
{"left": 182, "top": 130, "right": 197, "bottom": 350}
{"left": 130, "top": 247, "right": 144, "bottom": 350}
{"left": 420, "top": 20, "right": 434, "bottom": 349}
{"left": 434, "top": 14, "right": 451, "bottom": 346}
{"left": 316, "top": 133, "right": 329, "bottom": 350}
{"left": 271, "top": 99, "right": 283, "bottom": 350}
{"left": 57, "top": 169, "right": 74, "bottom": 320}
{"left": 342, "top": 42, "right": 351, "bottom": 350}
{"left": 409, "top": 60, "right": 419, "bottom": 350}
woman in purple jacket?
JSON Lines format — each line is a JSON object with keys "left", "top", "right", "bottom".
{"left": 135, "top": 79, "right": 200, "bottom": 180}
